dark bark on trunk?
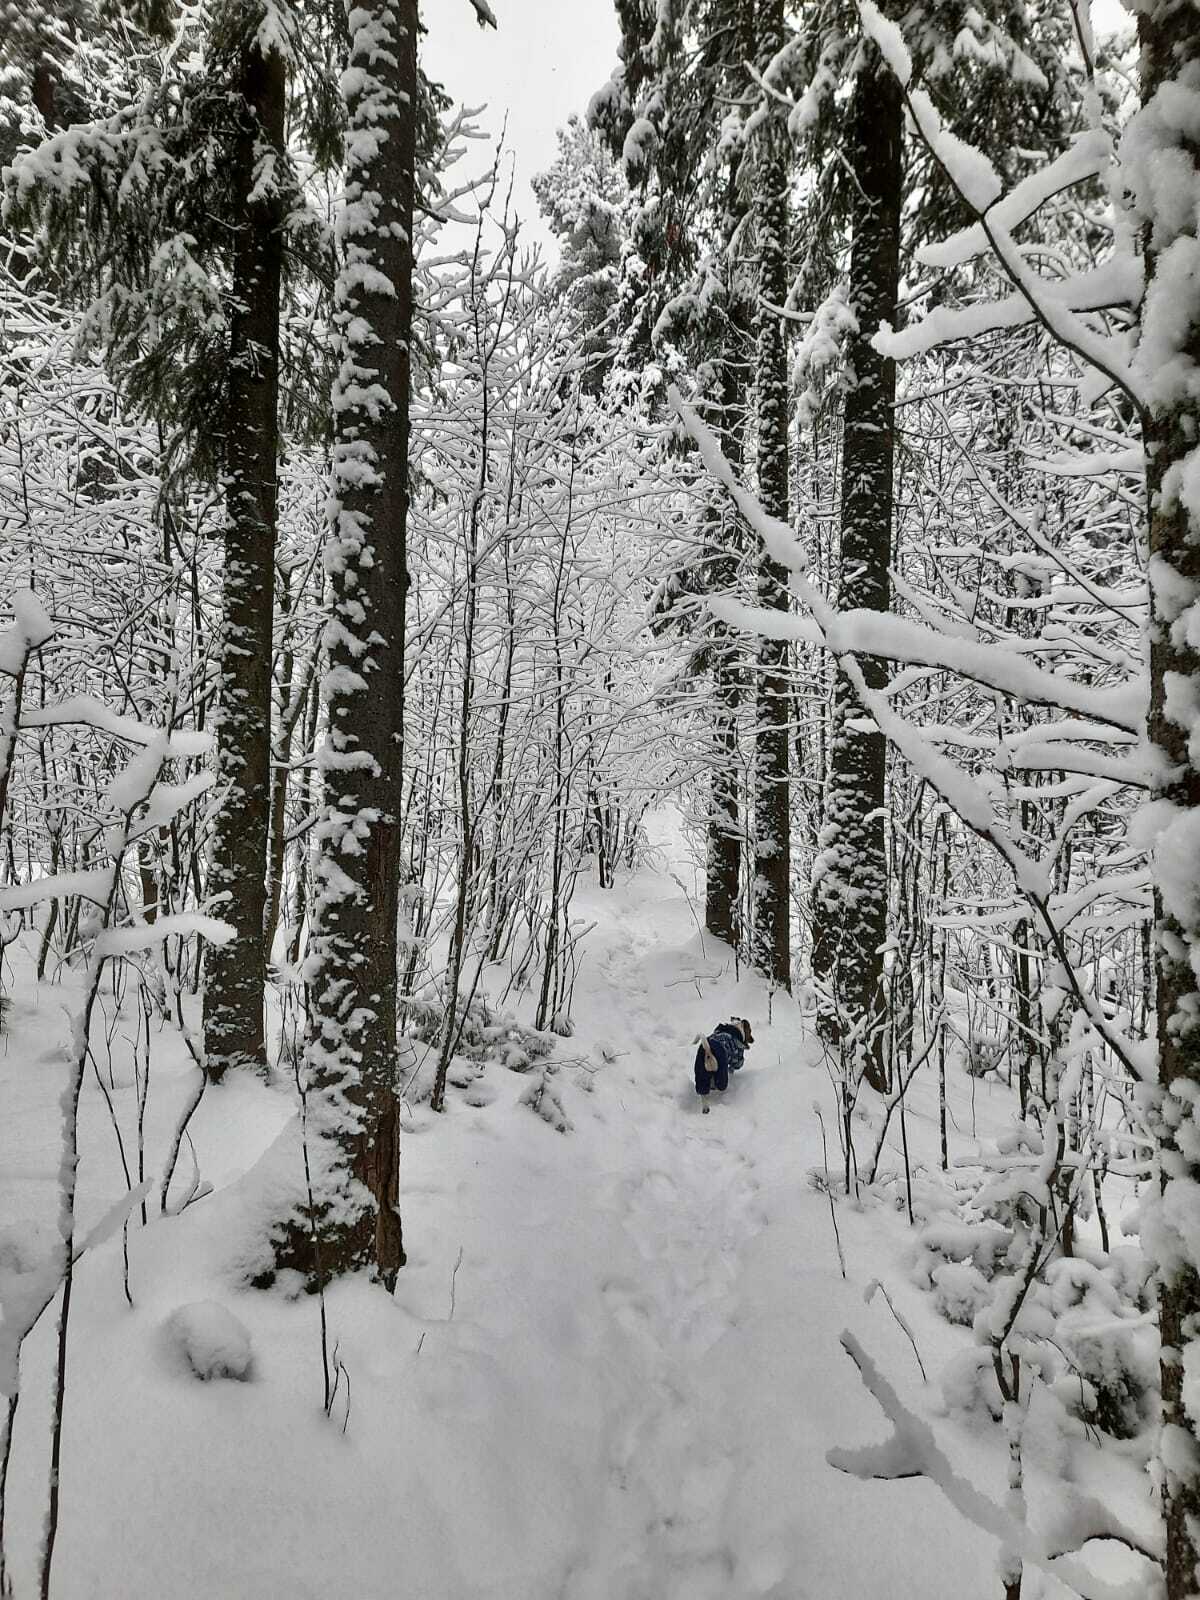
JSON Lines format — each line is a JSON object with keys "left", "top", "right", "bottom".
{"left": 751, "top": 0, "right": 791, "bottom": 991}
{"left": 265, "top": 600, "right": 315, "bottom": 962}
{"left": 263, "top": 566, "right": 293, "bottom": 962}
{"left": 707, "top": 384, "right": 745, "bottom": 947}
{"left": 291, "top": 0, "right": 417, "bottom": 1290}
{"left": 811, "top": 52, "right": 901, "bottom": 1090}
{"left": 707, "top": 632, "right": 742, "bottom": 945}
{"left": 287, "top": 671, "right": 321, "bottom": 970}
{"left": 204, "top": 30, "right": 285, "bottom": 1080}
{"left": 1140, "top": 8, "right": 1200, "bottom": 1594}
{"left": 705, "top": 0, "right": 756, "bottom": 951}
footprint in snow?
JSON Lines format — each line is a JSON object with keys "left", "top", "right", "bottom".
{"left": 643, "top": 1169, "right": 677, "bottom": 1201}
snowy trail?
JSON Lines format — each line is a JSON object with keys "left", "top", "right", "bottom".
{"left": 567, "top": 925, "right": 765, "bottom": 1599}
{"left": 549, "top": 841, "right": 997, "bottom": 1600}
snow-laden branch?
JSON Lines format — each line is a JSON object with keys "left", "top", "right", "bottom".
{"left": 670, "top": 389, "right": 1152, "bottom": 1084}
{"left": 21, "top": 695, "right": 212, "bottom": 755}
{"left": 672, "top": 388, "right": 1144, "bottom": 735}
{"left": 0, "top": 591, "right": 55, "bottom": 675}
{"left": 918, "top": 129, "right": 1116, "bottom": 273}
{"left": 709, "top": 595, "right": 1143, "bottom": 736}
{"left": 830, "top": 1332, "right": 1158, "bottom": 1600}
{"left": 857, "top": 1, "right": 1142, "bottom": 409}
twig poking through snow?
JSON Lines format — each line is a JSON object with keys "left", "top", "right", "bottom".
{"left": 864, "top": 1280, "right": 927, "bottom": 1384}
{"left": 814, "top": 1104, "right": 847, "bottom": 1279}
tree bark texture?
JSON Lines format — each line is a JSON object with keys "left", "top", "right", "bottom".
{"left": 295, "top": 0, "right": 417, "bottom": 1289}
{"left": 204, "top": 26, "right": 285, "bottom": 1081}
{"left": 706, "top": 360, "right": 747, "bottom": 948}
{"left": 810, "top": 52, "right": 901, "bottom": 1090}
{"left": 1137, "top": 7, "right": 1200, "bottom": 1594}
{"left": 751, "top": 0, "right": 791, "bottom": 992}
{"left": 704, "top": 0, "right": 756, "bottom": 951}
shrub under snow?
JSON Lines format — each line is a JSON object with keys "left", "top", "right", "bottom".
{"left": 163, "top": 1301, "right": 254, "bottom": 1382}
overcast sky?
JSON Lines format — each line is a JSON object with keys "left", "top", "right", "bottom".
{"left": 422, "top": 1, "right": 620, "bottom": 258}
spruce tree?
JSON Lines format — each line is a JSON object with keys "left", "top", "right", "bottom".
{"left": 532, "top": 115, "right": 627, "bottom": 397}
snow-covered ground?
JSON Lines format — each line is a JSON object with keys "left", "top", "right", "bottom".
{"left": 0, "top": 814, "right": 1148, "bottom": 1598}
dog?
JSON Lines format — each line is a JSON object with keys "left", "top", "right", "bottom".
{"left": 694, "top": 1018, "right": 754, "bottom": 1111}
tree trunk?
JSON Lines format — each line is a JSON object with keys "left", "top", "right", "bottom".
{"left": 204, "top": 24, "right": 284, "bottom": 1080}
{"left": 751, "top": 0, "right": 791, "bottom": 991}
{"left": 263, "top": 564, "right": 294, "bottom": 963}
{"left": 1138, "top": 7, "right": 1200, "bottom": 1593}
{"left": 707, "top": 631, "right": 742, "bottom": 946}
{"left": 705, "top": 0, "right": 756, "bottom": 951}
{"left": 810, "top": 48, "right": 901, "bottom": 1090}
{"left": 292, "top": 0, "right": 417, "bottom": 1289}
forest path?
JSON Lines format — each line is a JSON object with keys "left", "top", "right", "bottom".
{"left": 565, "top": 916, "right": 766, "bottom": 1599}
{"left": 550, "top": 817, "right": 998, "bottom": 1600}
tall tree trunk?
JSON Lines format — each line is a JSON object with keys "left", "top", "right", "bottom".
{"left": 705, "top": 0, "right": 756, "bottom": 951}
{"left": 706, "top": 441, "right": 744, "bottom": 947}
{"left": 292, "top": 0, "right": 417, "bottom": 1288}
{"left": 751, "top": 0, "right": 791, "bottom": 991}
{"left": 707, "top": 620, "right": 742, "bottom": 945}
{"left": 810, "top": 48, "right": 901, "bottom": 1089}
{"left": 263, "top": 563, "right": 294, "bottom": 963}
{"left": 1137, "top": 6, "right": 1200, "bottom": 1593}
{"left": 204, "top": 24, "right": 284, "bottom": 1080}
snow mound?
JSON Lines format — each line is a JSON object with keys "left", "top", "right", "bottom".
{"left": 163, "top": 1301, "right": 253, "bottom": 1382}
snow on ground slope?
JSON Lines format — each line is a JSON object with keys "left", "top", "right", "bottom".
{"left": 1, "top": 815, "right": 1134, "bottom": 1598}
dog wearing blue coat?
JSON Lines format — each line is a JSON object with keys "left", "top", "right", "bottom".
{"left": 694, "top": 1018, "right": 753, "bottom": 1111}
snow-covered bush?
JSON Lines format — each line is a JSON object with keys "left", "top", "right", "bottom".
{"left": 404, "top": 991, "right": 556, "bottom": 1076}
{"left": 1046, "top": 1257, "right": 1157, "bottom": 1442}
{"left": 163, "top": 1302, "right": 254, "bottom": 1382}
{"left": 930, "top": 1260, "right": 991, "bottom": 1328}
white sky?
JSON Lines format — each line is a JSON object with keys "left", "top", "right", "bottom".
{"left": 422, "top": 0, "right": 620, "bottom": 259}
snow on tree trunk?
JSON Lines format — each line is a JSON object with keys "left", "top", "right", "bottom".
{"left": 291, "top": 0, "right": 416, "bottom": 1288}
{"left": 1128, "top": 8, "right": 1200, "bottom": 1593}
{"left": 204, "top": 26, "right": 285, "bottom": 1081}
{"left": 811, "top": 47, "right": 902, "bottom": 1092}
{"left": 751, "top": 0, "right": 791, "bottom": 993}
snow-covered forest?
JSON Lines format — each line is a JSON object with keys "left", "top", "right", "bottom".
{"left": 0, "top": 0, "right": 1197, "bottom": 1595}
